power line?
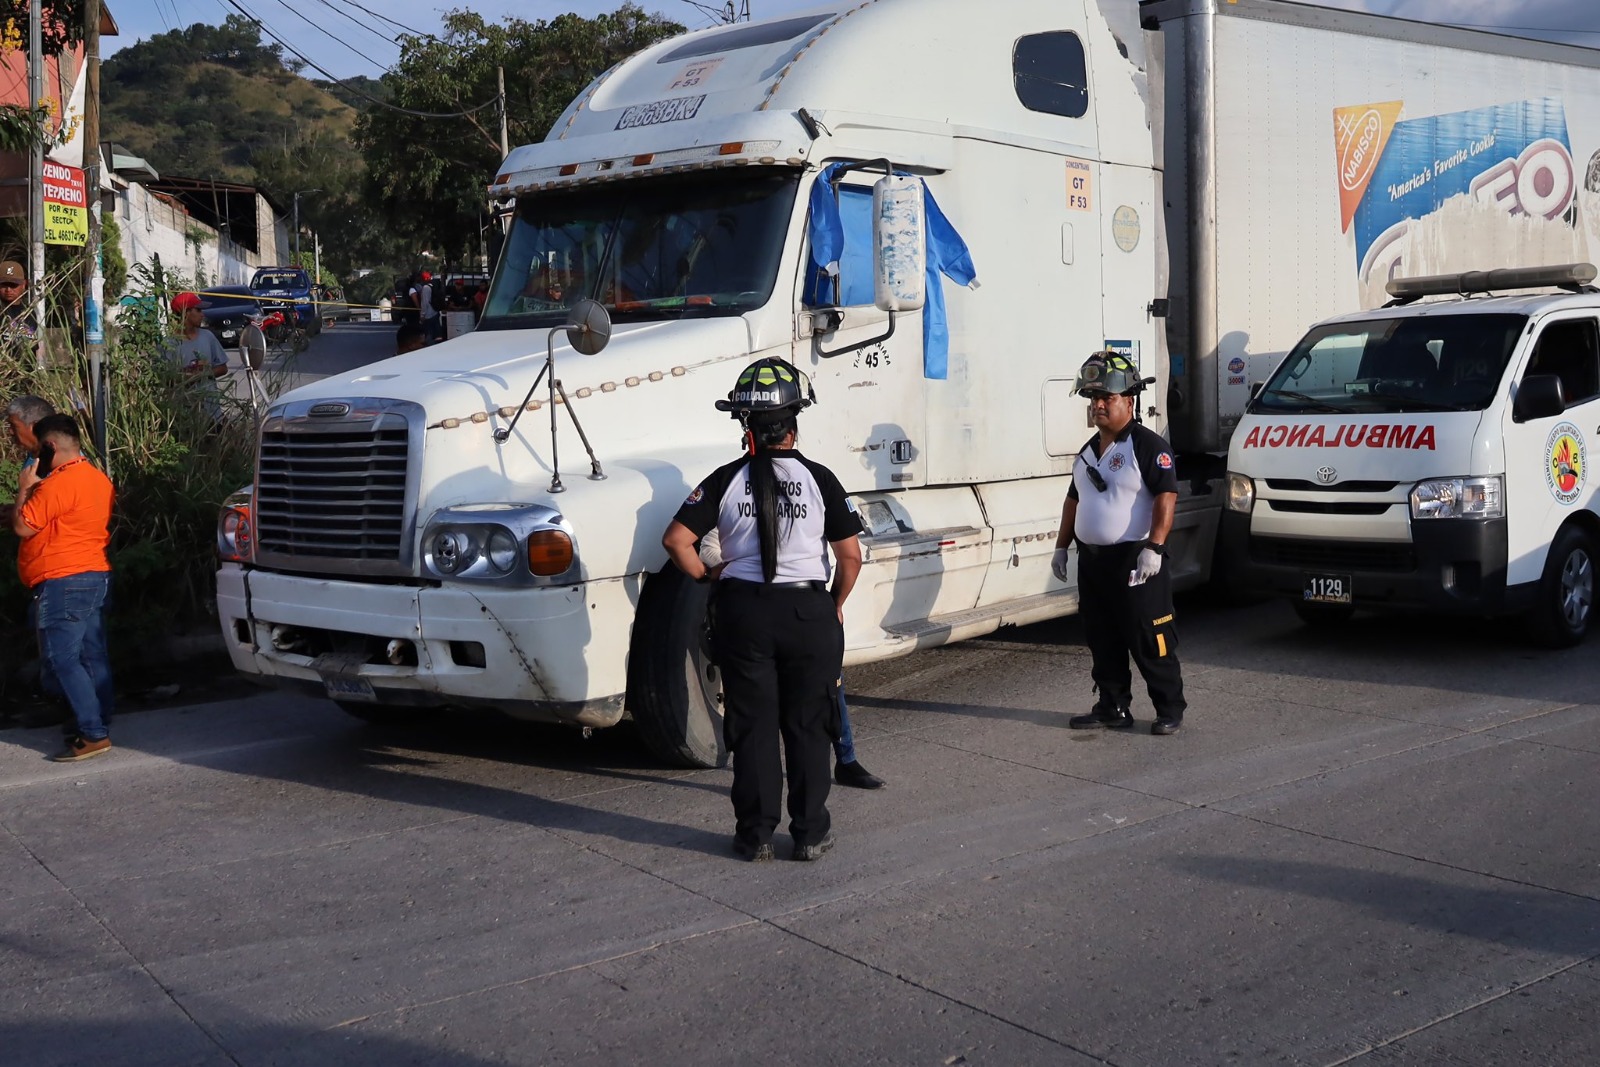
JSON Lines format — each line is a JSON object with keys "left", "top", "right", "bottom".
{"left": 309, "top": 0, "right": 408, "bottom": 49}
{"left": 224, "top": 0, "right": 499, "bottom": 119}
{"left": 322, "top": 0, "right": 442, "bottom": 44}
{"left": 267, "top": 0, "right": 392, "bottom": 72}
{"left": 1444, "top": 21, "right": 1600, "bottom": 35}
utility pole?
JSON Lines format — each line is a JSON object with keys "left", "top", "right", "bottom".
{"left": 293, "top": 191, "right": 301, "bottom": 266}
{"left": 84, "top": 0, "right": 107, "bottom": 458}
{"left": 313, "top": 229, "right": 321, "bottom": 285}
{"left": 497, "top": 65, "right": 509, "bottom": 161}
{"left": 28, "top": 0, "right": 45, "bottom": 367}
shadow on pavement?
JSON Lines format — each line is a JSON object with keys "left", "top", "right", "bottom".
{"left": 1174, "top": 854, "right": 1600, "bottom": 957}
{"left": 0, "top": 1016, "right": 510, "bottom": 1067}
{"left": 172, "top": 715, "right": 735, "bottom": 860}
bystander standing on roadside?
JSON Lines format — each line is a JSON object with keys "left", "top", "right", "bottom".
{"left": 411, "top": 271, "right": 440, "bottom": 342}
{"left": 395, "top": 321, "right": 426, "bottom": 355}
{"left": 165, "top": 292, "right": 231, "bottom": 426}
{"left": 2, "top": 395, "right": 56, "bottom": 526}
{"left": 0, "top": 260, "right": 36, "bottom": 345}
{"left": 12, "top": 414, "right": 116, "bottom": 762}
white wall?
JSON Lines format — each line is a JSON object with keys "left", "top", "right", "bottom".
{"left": 116, "top": 184, "right": 292, "bottom": 287}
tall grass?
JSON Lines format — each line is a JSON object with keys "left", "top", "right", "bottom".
{"left": 0, "top": 262, "right": 258, "bottom": 695}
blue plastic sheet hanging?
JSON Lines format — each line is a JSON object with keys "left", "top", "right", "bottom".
{"left": 806, "top": 162, "right": 978, "bottom": 380}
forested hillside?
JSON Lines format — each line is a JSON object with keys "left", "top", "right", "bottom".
{"left": 101, "top": 16, "right": 359, "bottom": 183}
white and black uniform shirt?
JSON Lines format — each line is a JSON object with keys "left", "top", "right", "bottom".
{"left": 674, "top": 450, "right": 864, "bottom": 583}
{"left": 1068, "top": 422, "right": 1178, "bottom": 546}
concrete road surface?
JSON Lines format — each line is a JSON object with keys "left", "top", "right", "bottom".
{"left": 4, "top": 598, "right": 1600, "bottom": 1065}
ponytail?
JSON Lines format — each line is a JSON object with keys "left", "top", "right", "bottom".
{"left": 746, "top": 414, "right": 798, "bottom": 582}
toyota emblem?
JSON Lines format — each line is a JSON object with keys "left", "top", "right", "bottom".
{"left": 1315, "top": 466, "right": 1338, "bottom": 484}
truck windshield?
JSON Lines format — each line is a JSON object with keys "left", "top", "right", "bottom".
{"left": 480, "top": 170, "right": 800, "bottom": 329}
{"left": 1252, "top": 313, "right": 1529, "bottom": 415}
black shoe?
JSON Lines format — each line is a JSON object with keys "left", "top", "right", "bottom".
{"left": 791, "top": 834, "right": 836, "bottom": 862}
{"left": 1151, "top": 718, "right": 1182, "bottom": 736}
{"left": 733, "top": 837, "right": 774, "bottom": 862}
{"left": 1069, "top": 707, "right": 1135, "bottom": 730}
{"left": 835, "top": 760, "right": 885, "bottom": 789}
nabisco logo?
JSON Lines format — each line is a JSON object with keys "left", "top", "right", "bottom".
{"left": 1340, "top": 109, "right": 1385, "bottom": 194}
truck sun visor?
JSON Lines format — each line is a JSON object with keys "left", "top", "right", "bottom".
{"left": 807, "top": 162, "right": 979, "bottom": 380}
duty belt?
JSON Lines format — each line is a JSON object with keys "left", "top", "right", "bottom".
{"left": 721, "top": 578, "right": 828, "bottom": 592}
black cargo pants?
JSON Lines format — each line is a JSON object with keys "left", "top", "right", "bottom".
{"left": 711, "top": 579, "right": 842, "bottom": 849}
{"left": 1076, "top": 540, "right": 1186, "bottom": 720}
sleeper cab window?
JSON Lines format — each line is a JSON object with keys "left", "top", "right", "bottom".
{"left": 1013, "top": 31, "right": 1089, "bottom": 119}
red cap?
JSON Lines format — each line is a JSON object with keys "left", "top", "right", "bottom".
{"left": 172, "top": 291, "right": 203, "bottom": 312}
{"left": 420, "top": 271, "right": 432, "bottom": 281}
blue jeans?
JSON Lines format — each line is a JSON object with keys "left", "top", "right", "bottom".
{"left": 32, "top": 572, "right": 115, "bottom": 741}
{"left": 834, "top": 684, "right": 857, "bottom": 765}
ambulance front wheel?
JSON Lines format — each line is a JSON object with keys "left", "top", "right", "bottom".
{"left": 1527, "top": 525, "right": 1595, "bottom": 648}
{"left": 627, "top": 566, "right": 729, "bottom": 769}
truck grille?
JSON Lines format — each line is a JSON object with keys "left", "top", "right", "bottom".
{"left": 253, "top": 399, "right": 422, "bottom": 575}
{"left": 1249, "top": 536, "right": 1416, "bottom": 573}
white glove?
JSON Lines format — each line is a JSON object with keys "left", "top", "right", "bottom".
{"left": 1128, "top": 547, "right": 1163, "bottom": 586}
{"left": 1051, "top": 547, "right": 1071, "bottom": 583}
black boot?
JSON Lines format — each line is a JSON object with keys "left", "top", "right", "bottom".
{"left": 1068, "top": 704, "right": 1134, "bottom": 730}
{"left": 834, "top": 759, "right": 885, "bottom": 789}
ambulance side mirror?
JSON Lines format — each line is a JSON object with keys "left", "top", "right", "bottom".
{"left": 1513, "top": 373, "right": 1565, "bottom": 423}
{"left": 872, "top": 175, "right": 926, "bottom": 313}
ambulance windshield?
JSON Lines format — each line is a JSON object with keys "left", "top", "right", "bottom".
{"left": 1252, "top": 313, "right": 1528, "bottom": 415}
{"left": 481, "top": 170, "right": 799, "bottom": 329}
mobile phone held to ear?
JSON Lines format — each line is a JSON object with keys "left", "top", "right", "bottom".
{"left": 36, "top": 441, "right": 54, "bottom": 478}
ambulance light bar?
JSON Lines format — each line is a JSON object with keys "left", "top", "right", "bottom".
{"left": 1386, "top": 263, "right": 1598, "bottom": 305}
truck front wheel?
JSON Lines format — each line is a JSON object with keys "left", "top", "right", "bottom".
{"left": 627, "top": 567, "right": 728, "bottom": 769}
{"left": 1527, "top": 526, "right": 1595, "bottom": 648}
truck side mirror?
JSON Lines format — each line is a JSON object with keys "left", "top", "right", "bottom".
{"left": 565, "top": 298, "right": 611, "bottom": 355}
{"left": 1513, "top": 373, "right": 1565, "bottom": 423}
{"left": 872, "top": 175, "right": 926, "bottom": 313}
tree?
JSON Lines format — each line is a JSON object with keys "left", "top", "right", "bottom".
{"left": 353, "top": 4, "right": 684, "bottom": 263}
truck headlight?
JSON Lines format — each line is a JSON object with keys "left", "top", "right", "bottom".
{"left": 421, "top": 503, "right": 577, "bottom": 584}
{"left": 1225, "top": 472, "right": 1255, "bottom": 514}
{"left": 217, "top": 487, "right": 253, "bottom": 561}
{"left": 430, "top": 530, "right": 478, "bottom": 574}
{"left": 1410, "top": 476, "right": 1504, "bottom": 520}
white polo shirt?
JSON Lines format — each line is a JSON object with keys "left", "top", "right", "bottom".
{"left": 1068, "top": 422, "right": 1178, "bottom": 546}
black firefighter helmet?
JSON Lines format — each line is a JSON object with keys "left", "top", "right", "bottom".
{"left": 714, "top": 357, "right": 817, "bottom": 419}
{"left": 1074, "top": 350, "right": 1156, "bottom": 397}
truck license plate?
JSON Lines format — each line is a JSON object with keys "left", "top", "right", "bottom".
{"left": 313, "top": 652, "right": 377, "bottom": 703}
{"left": 1303, "top": 573, "right": 1352, "bottom": 605}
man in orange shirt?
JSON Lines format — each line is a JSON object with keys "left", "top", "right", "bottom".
{"left": 13, "top": 414, "right": 116, "bottom": 761}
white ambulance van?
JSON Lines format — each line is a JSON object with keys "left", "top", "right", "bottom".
{"left": 1224, "top": 264, "right": 1600, "bottom": 646}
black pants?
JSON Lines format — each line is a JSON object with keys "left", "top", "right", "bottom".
{"left": 1077, "top": 541, "right": 1186, "bottom": 720}
{"left": 712, "top": 580, "right": 842, "bottom": 847}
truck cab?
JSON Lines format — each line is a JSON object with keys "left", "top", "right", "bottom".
{"left": 1224, "top": 264, "right": 1600, "bottom": 645}
{"left": 215, "top": 0, "right": 1171, "bottom": 766}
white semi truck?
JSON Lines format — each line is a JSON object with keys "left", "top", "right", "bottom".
{"left": 215, "top": 0, "right": 1600, "bottom": 765}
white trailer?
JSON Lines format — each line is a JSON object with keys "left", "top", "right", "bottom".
{"left": 214, "top": 0, "right": 1600, "bottom": 766}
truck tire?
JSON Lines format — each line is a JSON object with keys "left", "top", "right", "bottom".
{"left": 1527, "top": 525, "right": 1594, "bottom": 648}
{"left": 627, "top": 566, "right": 728, "bottom": 769}
{"left": 1290, "top": 600, "right": 1355, "bottom": 627}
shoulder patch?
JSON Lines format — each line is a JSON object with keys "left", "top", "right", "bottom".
{"left": 684, "top": 485, "right": 705, "bottom": 505}
{"left": 1156, "top": 452, "right": 1173, "bottom": 470}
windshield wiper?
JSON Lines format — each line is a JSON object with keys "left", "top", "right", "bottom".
{"left": 1352, "top": 390, "right": 1469, "bottom": 412}
{"left": 1257, "top": 389, "right": 1346, "bottom": 413}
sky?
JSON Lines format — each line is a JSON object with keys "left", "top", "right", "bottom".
{"left": 109, "top": 0, "right": 1600, "bottom": 80}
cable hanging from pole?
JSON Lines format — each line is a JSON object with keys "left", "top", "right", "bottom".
{"left": 224, "top": 0, "right": 499, "bottom": 119}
